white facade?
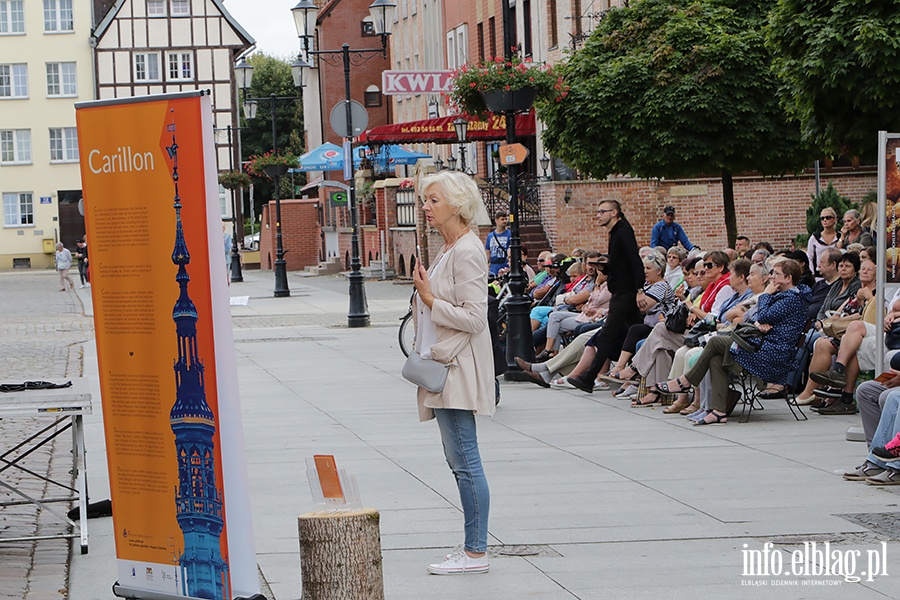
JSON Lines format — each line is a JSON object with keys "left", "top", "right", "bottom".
{"left": 92, "top": 0, "right": 254, "bottom": 199}
{"left": 0, "top": 0, "right": 94, "bottom": 269}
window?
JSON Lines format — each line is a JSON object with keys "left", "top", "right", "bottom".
{"left": 0, "top": 1, "right": 24, "bottom": 34}
{"left": 396, "top": 188, "right": 416, "bottom": 226}
{"left": 46, "top": 62, "right": 76, "bottom": 96}
{"left": 548, "top": 0, "right": 558, "bottom": 48}
{"left": 167, "top": 52, "right": 193, "bottom": 81}
{"left": 134, "top": 53, "right": 161, "bottom": 82}
{"left": 477, "top": 22, "right": 484, "bottom": 60}
{"left": 49, "top": 127, "right": 78, "bottom": 162}
{"left": 147, "top": 0, "right": 165, "bottom": 16}
{"left": 170, "top": 0, "right": 189, "bottom": 16}
{"left": 3, "top": 192, "right": 33, "bottom": 226}
{"left": 0, "top": 63, "right": 27, "bottom": 98}
{"left": 523, "top": 0, "right": 532, "bottom": 57}
{"left": 43, "top": 0, "right": 72, "bottom": 32}
{"left": 364, "top": 85, "right": 382, "bottom": 107}
{"left": 361, "top": 17, "right": 375, "bottom": 36}
{"left": 0, "top": 129, "right": 30, "bottom": 164}
{"left": 488, "top": 17, "right": 496, "bottom": 58}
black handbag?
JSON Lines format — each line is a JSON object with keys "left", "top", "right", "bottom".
{"left": 886, "top": 323, "right": 900, "bottom": 350}
{"left": 664, "top": 303, "right": 689, "bottom": 334}
{"left": 730, "top": 322, "right": 766, "bottom": 353}
{"left": 683, "top": 320, "right": 716, "bottom": 348}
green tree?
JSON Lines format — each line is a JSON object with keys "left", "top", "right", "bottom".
{"left": 538, "top": 0, "right": 813, "bottom": 247}
{"left": 240, "top": 54, "right": 305, "bottom": 213}
{"left": 766, "top": 0, "right": 900, "bottom": 162}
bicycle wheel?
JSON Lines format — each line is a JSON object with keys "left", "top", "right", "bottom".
{"left": 398, "top": 312, "right": 414, "bottom": 357}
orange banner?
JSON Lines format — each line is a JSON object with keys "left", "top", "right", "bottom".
{"left": 76, "top": 92, "right": 257, "bottom": 599}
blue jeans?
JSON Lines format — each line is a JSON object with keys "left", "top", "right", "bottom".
{"left": 433, "top": 408, "right": 490, "bottom": 553}
{"left": 868, "top": 390, "right": 900, "bottom": 470}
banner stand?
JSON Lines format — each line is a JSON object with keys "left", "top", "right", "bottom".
{"left": 113, "top": 584, "right": 266, "bottom": 600}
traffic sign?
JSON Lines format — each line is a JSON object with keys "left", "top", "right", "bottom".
{"left": 330, "top": 100, "right": 369, "bottom": 138}
{"left": 329, "top": 191, "right": 348, "bottom": 207}
{"left": 498, "top": 143, "right": 529, "bottom": 165}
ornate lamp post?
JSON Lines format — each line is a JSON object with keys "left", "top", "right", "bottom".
{"left": 447, "top": 155, "right": 457, "bottom": 171}
{"left": 292, "top": 0, "right": 396, "bottom": 327}
{"left": 453, "top": 116, "right": 469, "bottom": 173}
{"left": 540, "top": 154, "right": 551, "bottom": 180}
{"left": 234, "top": 58, "right": 308, "bottom": 298}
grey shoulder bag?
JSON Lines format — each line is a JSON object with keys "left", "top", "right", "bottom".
{"left": 402, "top": 352, "right": 450, "bottom": 393}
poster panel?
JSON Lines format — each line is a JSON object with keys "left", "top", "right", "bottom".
{"left": 75, "top": 91, "right": 257, "bottom": 600}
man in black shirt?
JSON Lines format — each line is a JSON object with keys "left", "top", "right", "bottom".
{"left": 568, "top": 199, "right": 645, "bottom": 393}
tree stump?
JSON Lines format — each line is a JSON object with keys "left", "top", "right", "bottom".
{"left": 298, "top": 508, "right": 384, "bottom": 600}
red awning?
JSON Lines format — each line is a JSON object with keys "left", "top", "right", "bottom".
{"left": 359, "top": 112, "right": 535, "bottom": 144}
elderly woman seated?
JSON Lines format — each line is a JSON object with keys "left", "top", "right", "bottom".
{"left": 653, "top": 259, "right": 810, "bottom": 425}
{"left": 561, "top": 253, "right": 675, "bottom": 392}
{"left": 795, "top": 257, "right": 877, "bottom": 407}
{"left": 533, "top": 254, "right": 608, "bottom": 358}
{"left": 625, "top": 259, "right": 758, "bottom": 408}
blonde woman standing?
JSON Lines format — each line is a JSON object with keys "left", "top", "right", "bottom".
{"left": 412, "top": 171, "right": 495, "bottom": 575}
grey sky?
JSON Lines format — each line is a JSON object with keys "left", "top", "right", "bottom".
{"left": 225, "top": 0, "right": 300, "bottom": 59}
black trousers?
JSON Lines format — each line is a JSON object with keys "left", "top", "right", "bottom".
{"left": 77, "top": 260, "right": 88, "bottom": 285}
{"left": 622, "top": 323, "right": 653, "bottom": 355}
{"left": 582, "top": 292, "right": 641, "bottom": 381}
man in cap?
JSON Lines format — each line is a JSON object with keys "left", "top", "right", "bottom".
{"left": 650, "top": 205, "right": 694, "bottom": 251}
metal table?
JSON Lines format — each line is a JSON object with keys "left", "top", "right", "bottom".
{"left": 0, "top": 379, "right": 92, "bottom": 554}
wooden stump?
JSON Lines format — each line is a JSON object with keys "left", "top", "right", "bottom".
{"left": 298, "top": 508, "right": 384, "bottom": 600}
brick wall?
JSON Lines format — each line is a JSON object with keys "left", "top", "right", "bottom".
{"left": 259, "top": 199, "right": 322, "bottom": 271}
{"left": 539, "top": 170, "right": 877, "bottom": 255}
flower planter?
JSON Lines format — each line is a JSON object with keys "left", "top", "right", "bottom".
{"left": 481, "top": 87, "right": 539, "bottom": 113}
{"left": 263, "top": 164, "right": 290, "bottom": 178}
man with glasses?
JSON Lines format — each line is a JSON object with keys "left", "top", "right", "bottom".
{"left": 567, "top": 200, "right": 644, "bottom": 393}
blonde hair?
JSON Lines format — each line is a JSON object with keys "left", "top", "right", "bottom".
{"left": 420, "top": 171, "right": 483, "bottom": 226}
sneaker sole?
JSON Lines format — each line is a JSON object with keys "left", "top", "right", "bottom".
{"left": 866, "top": 477, "right": 900, "bottom": 486}
{"left": 872, "top": 453, "right": 900, "bottom": 462}
{"left": 427, "top": 566, "right": 490, "bottom": 575}
{"left": 809, "top": 373, "right": 846, "bottom": 388}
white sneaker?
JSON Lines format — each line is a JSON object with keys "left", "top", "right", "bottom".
{"left": 79, "top": 284, "right": 86, "bottom": 289}
{"left": 427, "top": 548, "right": 489, "bottom": 575}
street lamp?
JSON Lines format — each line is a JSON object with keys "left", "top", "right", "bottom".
{"left": 292, "top": 0, "right": 396, "bottom": 327}
{"left": 433, "top": 157, "right": 444, "bottom": 171}
{"left": 453, "top": 116, "right": 468, "bottom": 174}
{"left": 215, "top": 124, "right": 244, "bottom": 282}
{"left": 447, "top": 155, "right": 457, "bottom": 171}
{"left": 235, "top": 58, "right": 301, "bottom": 298}
{"left": 540, "top": 154, "right": 551, "bottom": 180}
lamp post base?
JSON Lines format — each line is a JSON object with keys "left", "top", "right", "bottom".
{"left": 503, "top": 291, "right": 534, "bottom": 375}
{"left": 274, "top": 259, "right": 290, "bottom": 297}
{"left": 347, "top": 271, "right": 370, "bottom": 327}
{"left": 230, "top": 251, "right": 244, "bottom": 283}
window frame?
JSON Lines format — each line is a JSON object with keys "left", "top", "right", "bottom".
{"left": 146, "top": 0, "right": 166, "bottom": 17}
{"left": 364, "top": 85, "right": 382, "bottom": 107}
{"left": 46, "top": 61, "right": 77, "bottom": 97}
{"left": 0, "top": 1, "right": 25, "bottom": 35}
{"left": 167, "top": 51, "right": 193, "bottom": 81}
{"left": 3, "top": 191, "right": 34, "bottom": 227}
{"left": 49, "top": 127, "right": 78, "bottom": 163}
{"left": 0, "top": 128, "right": 31, "bottom": 165}
{"left": 133, "top": 52, "right": 161, "bottom": 82}
{"left": 43, "top": 0, "right": 73, "bottom": 33}
{"left": 0, "top": 63, "right": 28, "bottom": 99}
{"left": 170, "top": 0, "right": 190, "bottom": 17}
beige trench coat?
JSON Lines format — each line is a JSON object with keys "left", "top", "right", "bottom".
{"left": 414, "top": 230, "right": 496, "bottom": 422}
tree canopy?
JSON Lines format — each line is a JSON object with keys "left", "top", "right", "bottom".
{"left": 239, "top": 54, "right": 305, "bottom": 205}
{"left": 766, "top": 0, "right": 900, "bottom": 162}
{"left": 538, "top": 0, "right": 814, "bottom": 245}
{"left": 540, "top": 0, "right": 811, "bottom": 178}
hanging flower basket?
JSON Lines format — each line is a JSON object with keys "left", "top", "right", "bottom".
{"left": 218, "top": 170, "right": 252, "bottom": 190}
{"left": 246, "top": 151, "right": 298, "bottom": 179}
{"left": 447, "top": 55, "right": 567, "bottom": 117}
{"left": 482, "top": 87, "right": 539, "bottom": 113}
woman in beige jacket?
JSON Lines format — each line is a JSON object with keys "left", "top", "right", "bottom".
{"left": 412, "top": 171, "right": 495, "bottom": 575}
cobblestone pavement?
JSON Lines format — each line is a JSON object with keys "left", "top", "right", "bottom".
{"left": 0, "top": 272, "right": 93, "bottom": 600}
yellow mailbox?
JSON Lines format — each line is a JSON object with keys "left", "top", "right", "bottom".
{"left": 43, "top": 239, "right": 56, "bottom": 253}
